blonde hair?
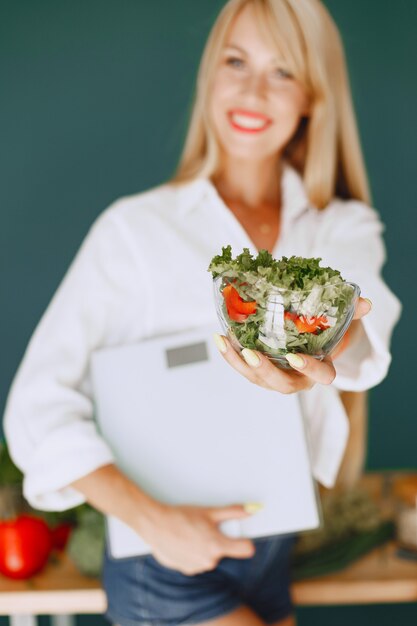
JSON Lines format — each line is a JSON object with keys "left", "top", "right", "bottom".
{"left": 170, "top": 0, "right": 371, "bottom": 209}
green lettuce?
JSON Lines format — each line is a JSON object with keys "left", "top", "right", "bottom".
{"left": 208, "top": 246, "right": 355, "bottom": 356}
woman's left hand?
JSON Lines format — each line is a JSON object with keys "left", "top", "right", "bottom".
{"left": 213, "top": 297, "right": 372, "bottom": 394}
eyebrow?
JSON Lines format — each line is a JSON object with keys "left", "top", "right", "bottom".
{"left": 224, "top": 43, "right": 286, "bottom": 64}
{"left": 224, "top": 44, "right": 247, "bottom": 55}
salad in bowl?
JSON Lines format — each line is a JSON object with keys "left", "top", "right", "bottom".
{"left": 208, "top": 246, "right": 360, "bottom": 369}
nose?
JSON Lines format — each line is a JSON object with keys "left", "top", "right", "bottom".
{"left": 241, "top": 71, "right": 268, "bottom": 99}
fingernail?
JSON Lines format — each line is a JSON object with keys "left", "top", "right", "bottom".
{"left": 285, "top": 353, "right": 306, "bottom": 369}
{"left": 241, "top": 348, "right": 261, "bottom": 367}
{"left": 364, "top": 298, "right": 373, "bottom": 311}
{"left": 213, "top": 333, "right": 227, "bottom": 354}
{"left": 244, "top": 502, "right": 264, "bottom": 514}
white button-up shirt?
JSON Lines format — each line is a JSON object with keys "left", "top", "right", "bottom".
{"left": 3, "top": 163, "right": 402, "bottom": 510}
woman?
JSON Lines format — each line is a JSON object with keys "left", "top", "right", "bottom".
{"left": 3, "top": 0, "right": 402, "bottom": 625}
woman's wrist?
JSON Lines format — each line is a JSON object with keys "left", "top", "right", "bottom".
{"left": 129, "top": 489, "right": 168, "bottom": 538}
{"left": 70, "top": 464, "right": 166, "bottom": 537}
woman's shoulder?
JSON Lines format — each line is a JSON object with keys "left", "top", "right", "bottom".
{"left": 81, "top": 178, "right": 208, "bottom": 256}
{"left": 316, "top": 196, "right": 384, "bottom": 231}
{"left": 306, "top": 197, "right": 387, "bottom": 258}
{"left": 104, "top": 179, "right": 206, "bottom": 224}
{"left": 324, "top": 195, "right": 380, "bottom": 216}
{"left": 102, "top": 182, "right": 174, "bottom": 222}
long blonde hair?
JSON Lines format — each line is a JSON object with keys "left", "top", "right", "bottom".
{"left": 170, "top": 0, "right": 371, "bottom": 210}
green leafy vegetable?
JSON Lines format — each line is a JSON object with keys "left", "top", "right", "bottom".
{"left": 208, "top": 246, "right": 356, "bottom": 357}
{"left": 208, "top": 245, "right": 343, "bottom": 289}
{"left": 0, "top": 442, "right": 23, "bottom": 487}
{"left": 67, "top": 508, "right": 105, "bottom": 577}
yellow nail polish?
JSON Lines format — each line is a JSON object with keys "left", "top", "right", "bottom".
{"left": 285, "top": 353, "right": 306, "bottom": 369}
{"left": 364, "top": 298, "right": 373, "bottom": 310}
{"left": 213, "top": 333, "right": 227, "bottom": 353}
{"left": 241, "top": 348, "right": 261, "bottom": 367}
{"left": 244, "top": 502, "right": 264, "bottom": 514}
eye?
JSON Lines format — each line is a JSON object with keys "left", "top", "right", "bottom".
{"left": 272, "top": 67, "right": 293, "bottom": 80}
{"left": 225, "top": 56, "right": 245, "bottom": 69}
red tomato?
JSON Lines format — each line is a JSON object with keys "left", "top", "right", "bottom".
{"left": 222, "top": 284, "right": 234, "bottom": 302}
{"left": 51, "top": 523, "right": 73, "bottom": 551}
{"left": 0, "top": 515, "right": 52, "bottom": 579}
{"left": 222, "top": 283, "right": 257, "bottom": 322}
{"left": 284, "top": 311, "right": 330, "bottom": 334}
{"left": 228, "top": 287, "right": 257, "bottom": 314}
{"left": 227, "top": 306, "right": 249, "bottom": 322}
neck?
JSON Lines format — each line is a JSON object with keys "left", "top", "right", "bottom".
{"left": 212, "top": 156, "right": 283, "bottom": 209}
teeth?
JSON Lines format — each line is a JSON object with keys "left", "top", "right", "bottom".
{"left": 231, "top": 113, "right": 269, "bottom": 130}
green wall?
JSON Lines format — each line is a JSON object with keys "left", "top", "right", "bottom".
{"left": 1, "top": 1, "right": 416, "bottom": 624}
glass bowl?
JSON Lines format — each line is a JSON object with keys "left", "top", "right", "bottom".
{"left": 213, "top": 275, "right": 360, "bottom": 370}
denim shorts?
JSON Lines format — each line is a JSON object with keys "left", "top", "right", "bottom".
{"left": 102, "top": 533, "right": 296, "bottom": 626}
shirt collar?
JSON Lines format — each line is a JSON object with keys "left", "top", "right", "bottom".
{"left": 176, "top": 160, "right": 311, "bottom": 221}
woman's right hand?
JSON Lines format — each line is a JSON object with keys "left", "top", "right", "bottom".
{"left": 69, "top": 465, "right": 256, "bottom": 576}
{"left": 138, "top": 501, "right": 256, "bottom": 575}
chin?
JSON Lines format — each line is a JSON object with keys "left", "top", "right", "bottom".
{"left": 220, "top": 141, "right": 282, "bottom": 162}
{"left": 217, "top": 129, "right": 289, "bottom": 163}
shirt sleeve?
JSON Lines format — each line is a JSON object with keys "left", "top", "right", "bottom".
{"left": 3, "top": 206, "right": 145, "bottom": 511}
{"left": 312, "top": 200, "right": 402, "bottom": 391}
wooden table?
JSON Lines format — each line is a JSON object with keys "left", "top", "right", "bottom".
{"left": 1, "top": 473, "right": 417, "bottom": 623}
{"left": 0, "top": 552, "right": 106, "bottom": 615}
{"left": 292, "top": 541, "right": 417, "bottom": 605}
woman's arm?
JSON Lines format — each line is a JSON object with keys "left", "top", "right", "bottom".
{"left": 70, "top": 463, "right": 256, "bottom": 576}
{"left": 69, "top": 464, "right": 163, "bottom": 536}
{"left": 312, "top": 199, "right": 402, "bottom": 391}
{"left": 219, "top": 200, "right": 401, "bottom": 393}
{"left": 3, "top": 203, "right": 256, "bottom": 576}
{"left": 3, "top": 208, "right": 144, "bottom": 511}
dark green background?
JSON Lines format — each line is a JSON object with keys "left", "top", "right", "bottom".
{"left": 1, "top": 1, "right": 416, "bottom": 624}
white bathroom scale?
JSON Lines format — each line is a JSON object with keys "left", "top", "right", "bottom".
{"left": 91, "top": 323, "right": 321, "bottom": 559}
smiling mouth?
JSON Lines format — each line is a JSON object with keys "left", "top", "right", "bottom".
{"left": 228, "top": 109, "right": 272, "bottom": 133}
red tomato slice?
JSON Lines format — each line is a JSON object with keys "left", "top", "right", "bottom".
{"left": 284, "top": 311, "right": 330, "bottom": 334}
{"left": 222, "top": 284, "right": 234, "bottom": 300}
{"left": 294, "top": 317, "right": 319, "bottom": 333}
{"left": 227, "top": 306, "right": 249, "bottom": 322}
{"left": 284, "top": 311, "right": 297, "bottom": 323}
{"left": 222, "top": 284, "right": 257, "bottom": 315}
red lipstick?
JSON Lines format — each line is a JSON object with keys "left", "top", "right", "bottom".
{"left": 228, "top": 109, "right": 272, "bottom": 134}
